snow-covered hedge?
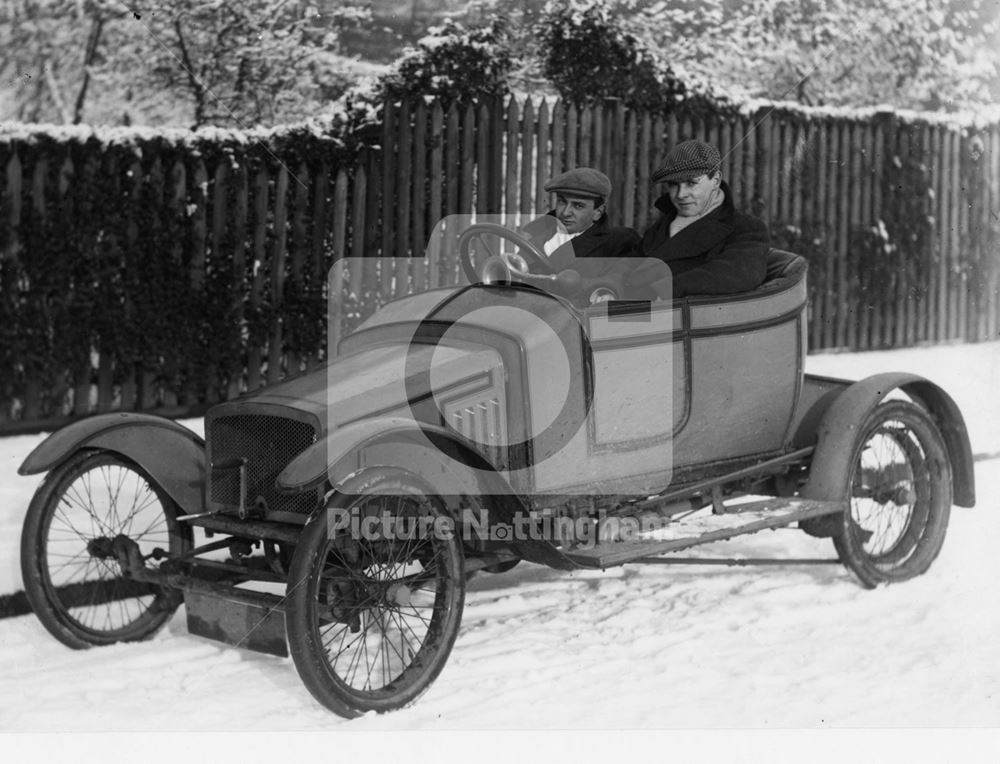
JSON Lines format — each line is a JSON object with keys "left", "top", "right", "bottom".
{"left": 536, "top": 0, "right": 691, "bottom": 111}
{"left": 381, "top": 18, "right": 515, "bottom": 104}
{"left": 0, "top": 122, "right": 349, "bottom": 417}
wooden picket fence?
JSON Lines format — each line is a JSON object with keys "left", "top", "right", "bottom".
{"left": 0, "top": 96, "right": 998, "bottom": 431}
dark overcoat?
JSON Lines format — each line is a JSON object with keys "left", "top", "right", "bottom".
{"left": 520, "top": 213, "right": 642, "bottom": 303}
{"left": 627, "top": 181, "right": 770, "bottom": 299}
{"left": 522, "top": 212, "right": 641, "bottom": 272}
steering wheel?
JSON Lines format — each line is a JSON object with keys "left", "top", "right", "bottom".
{"left": 457, "top": 223, "right": 556, "bottom": 284}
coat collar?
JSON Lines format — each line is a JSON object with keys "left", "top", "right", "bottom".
{"left": 644, "top": 181, "right": 736, "bottom": 262}
{"left": 524, "top": 211, "right": 610, "bottom": 264}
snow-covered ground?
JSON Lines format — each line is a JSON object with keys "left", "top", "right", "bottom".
{"left": 1, "top": 341, "right": 998, "bottom": 754}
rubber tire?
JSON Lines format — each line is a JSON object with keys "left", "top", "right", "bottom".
{"left": 20, "top": 450, "right": 192, "bottom": 649}
{"left": 285, "top": 468, "right": 465, "bottom": 718}
{"left": 832, "top": 400, "right": 952, "bottom": 588}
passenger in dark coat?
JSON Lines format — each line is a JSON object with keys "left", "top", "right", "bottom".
{"left": 626, "top": 140, "right": 770, "bottom": 299}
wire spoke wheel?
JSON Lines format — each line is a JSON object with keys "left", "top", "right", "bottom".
{"left": 20, "top": 450, "right": 191, "bottom": 648}
{"left": 286, "top": 468, "right": 464, "bottom": 717}
{"left": 833, "top": 401, "right": 952, "bottom": 587}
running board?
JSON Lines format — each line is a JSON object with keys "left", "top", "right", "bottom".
{"left": 563, "top": 497, "right": 844, "bottom": 568}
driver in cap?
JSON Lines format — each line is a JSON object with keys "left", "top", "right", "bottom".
{"left": 522, "top": 167, "right": 641, "bottom": 269}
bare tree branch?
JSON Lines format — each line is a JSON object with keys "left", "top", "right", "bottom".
{"left": 73, "top": 16, "right": 105, "bottom": 124}
{"left": 173, "top": 17, "right": 207, "bottom": 127}
{"left": 42, "top": 59, "right": 73, "bottom": 123}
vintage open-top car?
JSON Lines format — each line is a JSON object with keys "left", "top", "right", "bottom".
{"left": 17, "top": 220, "right": 976, "bottom": 718}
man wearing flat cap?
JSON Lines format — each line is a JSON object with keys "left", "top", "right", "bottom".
{"left": 523, "top": 167, "right": 641, "bottom": 271}
{"left": 627, "top": 140, "right": 770, "bottom": 298}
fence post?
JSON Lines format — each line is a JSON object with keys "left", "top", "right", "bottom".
{"left": 228, "top": 160, "right": 248, "bottom": 397}
{"left": 394, "top": 99, "right": 413, "bottom": 298}
{"left": 363, "top": 147, "right": 382, "bottom": 310}
{"left": 72, "top": 155, "right": 96, "bottom": 417}
{"left": 566, "top": 102, "right": 578, "bottom": 170}
{"left": 444, "top": 102, "right": 460, "bottom": 220}
{"left": 413, "top": 99, "right": 428, "bottom": 291}
{"left": 161, "top": 157, "right": 186, "bottom": 406}
{"left": 636, "top": 111, "right": 652, "bottom": 229}
{"left": 283, "top": 161, "right": 308, "bottom": 376}
{"left": 0, "top": 150, "right": 19, "bottom": 422}
{"left": 919, "top": 124, "right": 936, "bottom": 344}
{"left": 895, "top": 122, "right": 913, "bottom": 350}
{"left": 3, "top": 152, "right": 21, "bottom": 261}
{"left": 946, "top": 128, "right": 962, "bottom": 340}
{"left": 268, "top": 165, "right": 289, "bottom": 385}
{"left": 380, "top": 100, "right": 397, "bottom": 300}
{"left": 120, "top": 156, "right": 142, "bottom": 411}
{"left": 623, "top": 109, "right": 637, "bottom": 228}
{"left": 460, "top": 101, "right": 475, "bottom": 217}
{"left": 247, "top": 166, "right": 268, "bottom": 390}
{"left": 328, "top": 168, "right": 349, "bottom": 359}
{"left": 348, "top": 161, "right": 368, "bottom": 305}
{"left": 429, "top": 102, "right": 444, "bottom": 260}
{"left": 490, "top": 95, "right": 505, "bottom": 214}
{"left": 855, "top": 119, "right": 874, "bottom": 350}
{"left": 606, "top": 98, "right": 625, "bottom": 226}
{"left": 22, "top": 154, "right": 46, "bottom": 419}
{"left": 778, "top": 113, "right": 793, "bottom": 224}
{"left": 504, "top": 97, "right": 520, "bottom": 227}
{"left": 96, "top": 152, "right": 121, "bottom": 413}
{"left": 845, "top": 121, "right": 863, "bottom": 351}
{"left": 187, "top": 158, "right": 208, "bottom": 405}
{"left": 520, "top": 98, "right": 535, "bottom": 223}
{"left": 969, "top": 129, "right": 990, "bottom": 342}
{"left": 475, "top": 100, "right": 491, "bottom": 218}
{"left": 535, "top": 99, "right": 551, "bottom": 214}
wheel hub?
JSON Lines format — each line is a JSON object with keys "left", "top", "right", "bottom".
{"left": 324, "top": 577, "right": 367, "bottom": 631}
{"left": 86, "top": 536, "right": 117, "bottom": 560}
{"left": 384, "top": 583, "right": 412, "bottom": 608}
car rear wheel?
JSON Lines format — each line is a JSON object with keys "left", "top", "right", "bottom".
{"left": 285, "top": 468, "right": 465, "bottom": 718}
{"left": 833, "top": 400, "right": 952, "bottom": 588}
{"left": 20, "top": 450, "right": 192, "bottom": 648}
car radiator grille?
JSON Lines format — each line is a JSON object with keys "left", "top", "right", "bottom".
{"left": 208, "top": 414, "right": 320, "bottom": 516}
{"left": 449, "top": 397, "right": 505, "bottom": 466}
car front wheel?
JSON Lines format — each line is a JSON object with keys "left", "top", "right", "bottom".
{"left": 20, "top": 450, "right": 191, "bottom": 648}
{"left": 285, "top": 468, "right": 465, "bottom": 717}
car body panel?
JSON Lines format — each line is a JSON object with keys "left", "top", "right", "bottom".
{"left": 18, "top": 412, "right": 206, "bottom": 515}
{"left": 799, "top": 372, "right": 975, "bottom": 507}
{"left": 272, "top": 264, "right": 809, "bottom": 500}
{"left": 228, "top": 342, "right": 504, "bottom": 431}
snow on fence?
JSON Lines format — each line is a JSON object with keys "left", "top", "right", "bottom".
{"left": 0, "top": 97, "right": 998, "bottom": 430}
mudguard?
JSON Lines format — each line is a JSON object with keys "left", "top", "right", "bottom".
{"left": 277, "top": 417, "right": 579, "bottom": 570}
{"left": 800, "top": 372, "right": 975, "bottom": 507}
{"left": 18, "top": 412, "right": 207, "bottom": 516}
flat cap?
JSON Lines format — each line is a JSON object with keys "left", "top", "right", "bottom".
{"left": 652, "top": 140, "right": 721, "bottom": 183}
{"left": 544, "top": 167, "right": 612, "bottom": 199}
